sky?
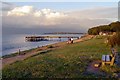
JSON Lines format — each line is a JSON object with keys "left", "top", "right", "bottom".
{"left": 1, "top": 1, "right": 119, "bottom": 34}
{"left": 1, "top": 0, "right": 120, "bottom": 2}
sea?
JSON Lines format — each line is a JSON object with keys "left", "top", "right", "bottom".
{"left": 2, "top": 34, "right": 83, "bottom": 56}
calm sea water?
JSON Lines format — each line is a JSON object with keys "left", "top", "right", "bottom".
{"left": 2, "top": 34, "right": 82, "bottom": 56}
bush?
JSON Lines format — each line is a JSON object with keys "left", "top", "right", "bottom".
{"left": 47, "top": 45, "right": 54, "bottom": 48}
{"left": 108, "top": 32, "right": 120, "bottom": 47}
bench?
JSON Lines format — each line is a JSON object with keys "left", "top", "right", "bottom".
{"left": 101, "top": 48, "right": 117, "bottom": 66}
{"left": 102, "top": 55, "right": 115, "bottom": 66}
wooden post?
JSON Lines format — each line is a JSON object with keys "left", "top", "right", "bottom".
{"left": 102, "top": 55, "right": 105, "bottom": 66}
{"left": 110, "top": 56, "right": 115, "bottom": 66}
{"left": 102, "top": 62, "right": 105, "bottom": 66}
{"left": 18, "top": 49, "right": 20, "bottom": 55}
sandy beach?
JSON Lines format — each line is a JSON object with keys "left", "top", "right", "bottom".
{"left": 1, "top": 35, "right": 94, "bottom": 68}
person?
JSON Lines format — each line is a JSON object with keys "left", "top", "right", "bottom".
{"left": 71, "top": 38, "right": 73, "bottom": 43}
{"left": 67, "top": 38, "right": 71, "bottom": 44}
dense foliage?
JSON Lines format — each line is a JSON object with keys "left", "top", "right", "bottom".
{"left": 108, "top": 32, "right": 120, "bottom": 47}
{"left": 88, "top": 21, "right": 120, "bottom": 35}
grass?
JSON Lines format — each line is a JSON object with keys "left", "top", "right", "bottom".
{"left": 2, "top": 35, "right": 120, "bottom": 78}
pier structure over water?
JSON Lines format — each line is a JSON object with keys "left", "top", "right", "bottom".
{"left": 25, "top": 36, "right": 80, "bottom": 42}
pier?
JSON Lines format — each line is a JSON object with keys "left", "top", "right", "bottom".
{"left": 25, "top": 36, "right": 80, "bottom": 42}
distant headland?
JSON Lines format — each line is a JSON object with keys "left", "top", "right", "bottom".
{"left": 44, "top": 32, "right": 86, "bottom": 34}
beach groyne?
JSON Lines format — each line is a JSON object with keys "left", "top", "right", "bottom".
{"left": 25, "top": 36, "right": 80, "bottom": 42}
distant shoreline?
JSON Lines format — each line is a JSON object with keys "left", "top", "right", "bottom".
{"left": 44, "top": 32, "right": 86, "bottom": 34}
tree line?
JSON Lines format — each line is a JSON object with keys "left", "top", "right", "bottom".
{"left": 87, "top": 21, "right": 120, "bottom": 47}
{"left": 88, "top": 21, "right": 120, "bottom": 35}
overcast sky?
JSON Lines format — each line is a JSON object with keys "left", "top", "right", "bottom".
{"left": 1, "top": 2, "right": 118, "bottom": 34}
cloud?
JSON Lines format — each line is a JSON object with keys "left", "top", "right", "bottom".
{"left": 7, "top": 6, "right": 33, "bottom": 16}
{"left": 6, "top": 6, "right": 67, "bottom": 26}
{"left": 1, "top": 2, "right": 16, "bottom": 16}
{"left": 68, "top": 7, "right": 118, "bottom": 19}
{"left": 34, "top": 10, "right": 42, "bottom": 17}
{"left": 1, "top": 2, "right": 15, "bottom": 11}
{"left": 7, "top": 6, "right": 67, "bottom": 18}
{"left": 41, "top": 8, "right": 51, "bottom": 15}
{"left": 2, "top": 5, "right": 117, "bottom": 34}
{"left": 46, "top": 12, "right": 67, "bottom": 18}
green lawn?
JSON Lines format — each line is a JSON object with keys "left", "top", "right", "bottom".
{"left": 2, "top": 36, "right": 120, "bottom": 78}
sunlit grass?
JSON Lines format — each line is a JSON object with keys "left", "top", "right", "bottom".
{"left": 2, "top": 36, "right": 119, "bottom": 78}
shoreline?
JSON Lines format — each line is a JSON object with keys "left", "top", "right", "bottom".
{"left": 1, "top": 34, "right": 94, "bottom": 68}
{"left": 2, "top": 41, "right": 60, "bottom": 58}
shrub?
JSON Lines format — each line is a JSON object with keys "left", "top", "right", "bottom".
{"left": 108, "top": 32, "right": 120, "bottom": 47}
{"left": 47, "top": 45, "right": 54, "bottom": 48}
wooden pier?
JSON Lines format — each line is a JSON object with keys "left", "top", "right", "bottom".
{"left": 25, "top": 36, "right": 80, "bottom": 42}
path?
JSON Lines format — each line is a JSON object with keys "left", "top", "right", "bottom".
{"left": 86, "top": 60, "right": 106, "bottom": 76}
{"left": 2, "top": 46, "right": 48, "bottom": 68}
{"left": 1, "top": 41, "right": 68, "bottom": 69}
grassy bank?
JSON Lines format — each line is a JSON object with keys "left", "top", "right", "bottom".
{"left": 2, "top": 35, "right": 120, "bottom": 78}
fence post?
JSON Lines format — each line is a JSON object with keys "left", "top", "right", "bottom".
{"left": 18, "top": 49, "right": 20, "bottom": 55}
